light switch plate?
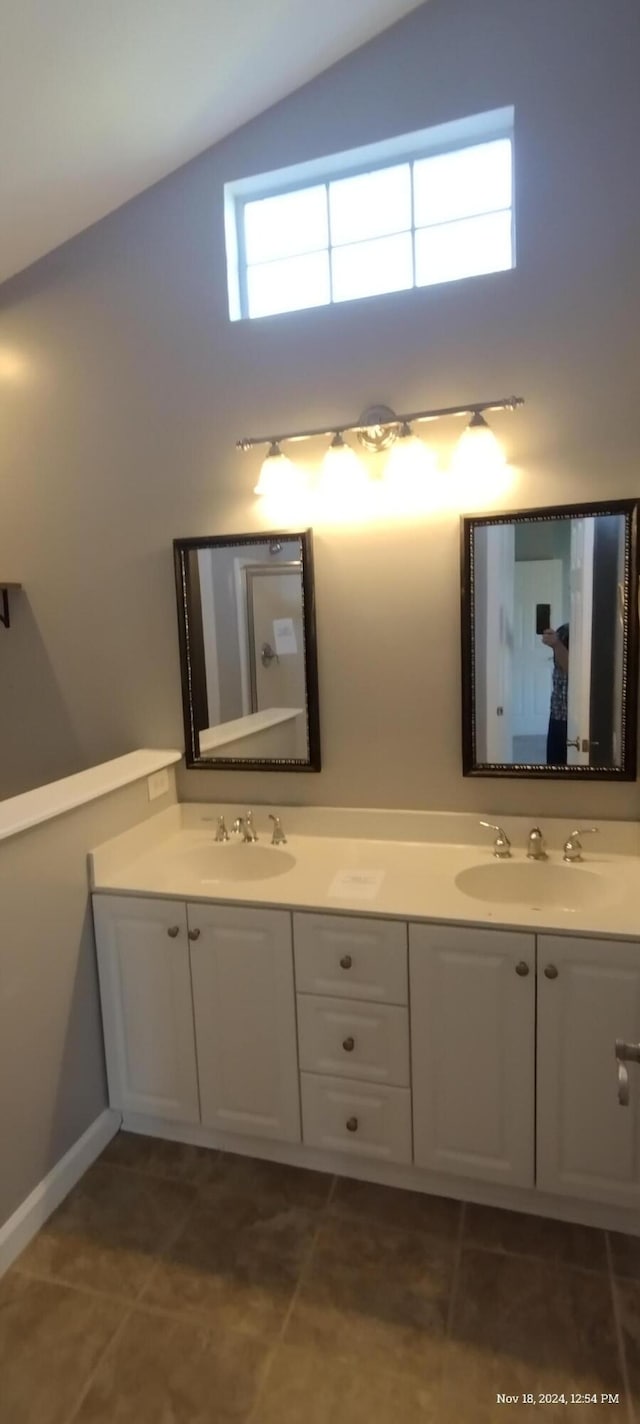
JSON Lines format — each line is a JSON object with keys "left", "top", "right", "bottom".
{"left": 147, "top": 768, "right": 170, "bottom": 801}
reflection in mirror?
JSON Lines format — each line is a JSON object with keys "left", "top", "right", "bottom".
{"left": 462, "top": 501, "right": 638, "bottom": 778}
{"left": 174, "top": 531, "right": 320, "bottom": 770}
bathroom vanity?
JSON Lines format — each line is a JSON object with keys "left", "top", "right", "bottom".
{"left": 90, "top": 804, "right": 640, "bottom": 1233}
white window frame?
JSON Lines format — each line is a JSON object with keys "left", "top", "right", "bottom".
{"left": 224, "top": 107, "right": 515, "bottom": 322}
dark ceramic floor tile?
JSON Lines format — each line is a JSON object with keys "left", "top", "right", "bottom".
{"left": 16, "top": 1161, "right": 196, "bottom": 1299}
{"left": 285, "top": 1213, "right": 455, "bottom": 1381}
{"left": 141, "top": 1192, "right": 319, "bottom": 1336}
{"left": 252, "top": 1340, "right": 440, "bottom": 1424}
{"left": 444, "top": 1248, "right": 624, "bottom": 1423}
{"left": 613, "top": 1277, "right": 640, "bottom": 1415}
{"left": 331, "top": 1176, "right": 461, "bottom": 1240}
{"left": 101, "top": 1131, "right": 222, "bottom": 1186}
{"left": 609, "top": 1231, "right": 640, "bottom": 1281}
{"left": 209, "top": 1153, "right": 333, "bottom": 1211}
{"left": 72, "top": 1306, "right": 270, "bottom": 1424}
{"left": 0, "top": 1271, "right": 123, "bottom": 1424}
{"left": 465, "top": 1203, "right": 607, "bottom": 1273}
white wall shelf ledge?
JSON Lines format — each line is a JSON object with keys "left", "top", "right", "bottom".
{"left": 199, "top": 708, "right": 303, "bottom": 752}
{"left": 0, "top": 749, "right": 181, "bottom": 844}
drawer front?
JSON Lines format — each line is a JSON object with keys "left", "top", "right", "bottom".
{"left": 297, "top": 994, "right": 410, "bottom": 1087}
{"left": 300, "top": 1072, "right": 412, "bottom": 1163}
{"left": 293, "top": 913, "right": 407, "bottom": 1004}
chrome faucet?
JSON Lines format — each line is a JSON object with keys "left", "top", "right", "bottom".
{"left": 214, "top": 815, "right": 229, "bottom": 843}
{"left": 233, "top": 810, "right": 258, "bottom": 843}
{"left": 563, "top": 827, "right": 598, "bottom": 863}
{"left": 526, "top": 826, "right": 548, "bottom": 861}
{"left": 268, "top": 814, "right": 287, "bottom": 845}
{"left": 479, "top": 821, "right": 512, "bottom": 859}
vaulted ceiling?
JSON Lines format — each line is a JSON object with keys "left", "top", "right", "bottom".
{"left": 0, "top": 0, "right": 426, "bottom": 286}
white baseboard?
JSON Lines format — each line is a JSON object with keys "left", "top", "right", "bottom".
{"left": 0, "top": 1108, "right": 121, "bottom": 1278}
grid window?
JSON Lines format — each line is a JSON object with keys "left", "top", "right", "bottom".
{"left": 228, "top": 114, "right": 514, "bottom": 320}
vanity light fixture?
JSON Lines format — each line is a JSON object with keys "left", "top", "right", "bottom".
{"left": 239, "top": 395, "right": 524, "bottom": 494}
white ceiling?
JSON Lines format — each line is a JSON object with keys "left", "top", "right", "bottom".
{"left": 0, "top": 0, "right": 425, "bottom": 287}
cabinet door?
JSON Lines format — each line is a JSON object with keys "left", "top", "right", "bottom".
{"left": 189, "top": 904, "right": 300, "bottom": 1143}
{"left": 92, "top": 894, "right": 199, "bottom": 1123}
{"left": 537, "top": 935, "right": 640, "bottom": 1206}
{"left": 410, "top": 923, "right": 535, "bottom": 1187}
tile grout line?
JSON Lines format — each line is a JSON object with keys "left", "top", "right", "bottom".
{"left": 445, "top": 1200, "right": 466, "bottom": 1338}
{"left": 244, "top": 1175, "right": 337, "bottom": 1424}
{"left": 606, "top": 1231, "right": 635, "bottom": 1424}
{"left": 62, "top": 1304, "right": 136, "bottom": 1424}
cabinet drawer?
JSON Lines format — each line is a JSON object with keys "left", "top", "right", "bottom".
{"left": 300, "top": 1072, "right": 412, "bottom": 1163}
{"left": 293, "top": 913, "right": 407, "bottom": 1004}
{"left": 297, "top": 994, "right": 410, "bottom": 1087}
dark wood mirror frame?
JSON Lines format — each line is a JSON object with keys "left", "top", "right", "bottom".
{"left": 460, "top": 499, "right": 639, "bottom": 780}
{"left": 174, "top": 530, "right": 321, "bottom": 772}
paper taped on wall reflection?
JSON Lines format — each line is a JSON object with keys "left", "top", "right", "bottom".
{"left": 273, "top": 618, "right": 298, "bottom": 655}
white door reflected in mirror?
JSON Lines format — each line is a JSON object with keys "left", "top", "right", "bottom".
{"left": 463, "top": 501, "right": 638, "bottom": 777}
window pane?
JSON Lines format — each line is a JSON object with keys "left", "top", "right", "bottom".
{"left": 415, "top": 209, "right": 512, "bottom": 287}
{"left": 331, "top": 232, "right": 413, "bottom": 303}
{"left": 414, "top": 139, "right": 512, "bottom": 227}
{"left": 329, "top": 164, "right": 411, "bottom": 246}
{"left": 247, "top": 251, "right": 331, "bottom": 318}
{"left": 244, "top": 185, "right": 328, "bottom": 264}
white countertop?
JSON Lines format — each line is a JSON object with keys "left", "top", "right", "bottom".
{"left": 89, "top": 803, "right": 640, "bottom": 940}
{"left": 0, "top": 749, "right": 182, "bottom": 844}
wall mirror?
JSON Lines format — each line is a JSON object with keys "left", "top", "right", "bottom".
{"left": 461, "top": 500, "right": 639, "bottom": 779}
{"left": 174, "top": 531, "right": 321, "bottom": 770}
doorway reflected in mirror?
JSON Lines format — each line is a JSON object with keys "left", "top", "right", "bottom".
{"left": 461, "top": 501, "right": 639, "bottom": 779}
{"left": 174, "top": 531, "right": 320, "bottom": 771}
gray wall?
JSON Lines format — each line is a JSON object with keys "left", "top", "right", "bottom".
{"left": 0, "top": 771, "right": 176, "bottom": 1231}
{"left": 1, "top": 0, "right": 639, "bottom": 819}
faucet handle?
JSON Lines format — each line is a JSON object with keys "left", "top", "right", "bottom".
{"left": 214, "top": 815, "right": 229, "bottom": 843}
{"left": 268, "top": 813, "right": 287, "bottom": 846}
{"left": 563, "top": 826, "right": 598, "bottom": 862}
{"left": 480, "top": 821, "right": 512, "bottom": 859}
{"left": 526, "top": 826, "right": 548, "bottom": 861}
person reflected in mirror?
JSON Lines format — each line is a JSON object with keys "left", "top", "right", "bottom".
{"left": 542, "top": 623, "right": 569, "bottom": 764}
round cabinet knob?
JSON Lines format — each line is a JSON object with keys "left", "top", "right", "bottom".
{"left": 340, "top": 955, "right": 353, "bottom": 970}
{"left": 515, "top": 961, "right": 530, "bottom": 977}
{"left": 342, "top": 1036, "right": 355, "bottom": 1053}
{"left": 167, "top": 925, "right": 180, "bottom": 939}
{"left": 188, "top": 928, "right": 201, "bottom": 941}
{"left": 544, "top": 964, "right": 559, "bottom": 980}
{"left": 346, "top": 1117, "right": 358, "bottom": 1133}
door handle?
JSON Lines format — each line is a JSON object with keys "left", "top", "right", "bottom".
{"left": 261, "top": 641, "right": 279, "bottom": 667}
{"left": 615, "top": 1039, "right": 640, "bottom": 1107}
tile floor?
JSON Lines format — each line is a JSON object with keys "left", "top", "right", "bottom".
{"left": 1, "top": 1132, "right": 639, "bottom": 1423}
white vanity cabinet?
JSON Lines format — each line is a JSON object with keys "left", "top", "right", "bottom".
{"left": 536, "top": 934, "right": 640, "bottom": 1208}
{"left": 188, "top": 903, "right": 300, "bottom": 1143}
{"left": 410, "top": 923, "right": 535, "bottom": 1188}
{"left": 91, "top": 878, "right": 640, "bottom": 1232}
{"left": 93, "top": 894, "right": 200, "bottom": 1123}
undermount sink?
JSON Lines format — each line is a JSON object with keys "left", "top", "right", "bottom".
{"left": 455, "top": 860, "right": 606, "bottom": 911}
{"left": 175, "top": 842, "right": 296, "bottom": 883}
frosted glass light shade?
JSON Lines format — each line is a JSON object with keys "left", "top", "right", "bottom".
{"left": 384, "top": 428, "right": 438, "bottom": 488}
{"left": 320, "top": 435, "right": 368, "bottom": 498}
{"left": 451, "top": 413, "right": 506, "bottom": 477}
{"left": 254, "top": 443, "right": 302, "bottom": 496}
